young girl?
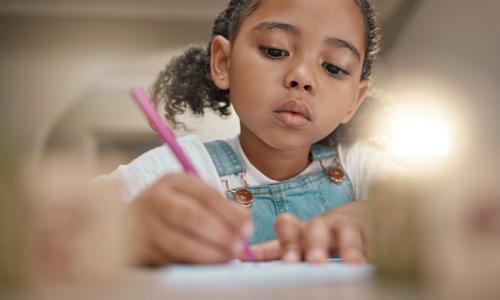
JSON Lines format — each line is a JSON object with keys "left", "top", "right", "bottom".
{"left": 107, "top": 0, "right": 406, "bottom": 265}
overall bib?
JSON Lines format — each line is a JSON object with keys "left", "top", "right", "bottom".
{"left": 205, "top": 140, "right": 354, "bottom": 245}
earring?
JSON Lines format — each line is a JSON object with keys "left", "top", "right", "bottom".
{"left": 219, "top": 74, "right": 225, "bottom": 80}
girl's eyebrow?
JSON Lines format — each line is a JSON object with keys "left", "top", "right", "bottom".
{"left": 252, "top": 21, "right": 361, "bottom": 62}
{"left": 325, "top": 37, "right": 361, "bottom": 62}
{"left": 252, "top": 21, "right": 299, "bottom": 35}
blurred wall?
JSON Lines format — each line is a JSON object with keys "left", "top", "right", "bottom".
{"left": 376, "top": 0, "right": 500, "bottom": 156}
{"left": 1, "top": 0, "right": 499, "bottom": 169}
{"left": 0, "top": 14, "right": 240, "bottom": 169}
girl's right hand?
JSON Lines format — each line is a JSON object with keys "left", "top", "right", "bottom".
{"left": 130, "top": 173, "right": 252, "bottom": 266}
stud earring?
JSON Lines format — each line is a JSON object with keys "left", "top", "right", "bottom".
{"left": 219, "top": 74, "right": 225, "bottom": 80}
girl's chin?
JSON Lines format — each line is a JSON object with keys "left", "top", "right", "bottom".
{"left": 240, "top": 125, "right": 321, "bottom": 151}
{"left": 259, "top": 134, "right": 316, "bottom": 152}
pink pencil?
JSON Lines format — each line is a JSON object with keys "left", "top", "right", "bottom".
{"left": 131, "top": 87, "right": 257, "bottom": 262}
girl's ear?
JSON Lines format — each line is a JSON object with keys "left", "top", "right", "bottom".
{"left": 210, "top": 35, "right": 232, "bottom": 90}
{"left": 341, "top": 80, "right": 369, "bottom": 124}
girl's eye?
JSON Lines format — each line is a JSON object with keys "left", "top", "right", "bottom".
{"left": 322, "top": 62, "right": 349, "bottom": 78}
{"left": 259, "top": 46, "right": 289, "bottom": 59}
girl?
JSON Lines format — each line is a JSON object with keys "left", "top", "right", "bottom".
{"left": 108, "top": 0, "right": 405, "bottom": 265}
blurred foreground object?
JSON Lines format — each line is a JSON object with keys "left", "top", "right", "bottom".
{"left": 369, "top": 159, "right": 500, "bottom": 300}
{"left": 1, "top": 149, "right": 131, "bottom": 297}
{"left": 0, "top": 131, "right": 29, "bottom": 290}
{"left": 25, "top": 153, "right": 130, "bottom": 287}
{"left": 369, "top": 176, "right": 429, "bottom": 286}
{"left": 427, "top": 160, "right": 500, "bottom": 300}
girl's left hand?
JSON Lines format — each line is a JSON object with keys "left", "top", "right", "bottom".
{"left": 246, "top": 202, "right": 368, "bottom": 264}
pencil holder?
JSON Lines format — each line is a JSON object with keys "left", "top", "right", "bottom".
{"left": 367, "top": 176, "right": 431, "bottom": 288}
{"left": 24, "top": 153, "right": 131, "bottom": 289}
{"left": 0, "top": 134, "right": 30, "bottom": 293}
{"left": 425, "top": 159, "right": 500, "bottom": 300}
{"left": 368, "top": 159, "right": 500, "bottom": 300}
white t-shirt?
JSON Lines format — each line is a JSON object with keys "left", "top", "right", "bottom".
{"left": 103, "top": 135, "right": 407, "bottom": 202}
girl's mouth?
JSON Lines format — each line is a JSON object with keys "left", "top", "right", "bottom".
{"left": 273, "top": 99, "right": 312, "bottom": 128}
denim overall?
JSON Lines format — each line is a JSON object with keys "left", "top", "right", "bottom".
{"left": 204, "top": 140, "right": 354, "bottom": 245}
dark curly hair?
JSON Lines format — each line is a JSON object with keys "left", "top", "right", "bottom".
{"left": 152, "top": 0, "right": 382, "bottom": 146}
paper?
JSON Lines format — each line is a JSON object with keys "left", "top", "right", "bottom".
{"left": 161, "top": 259, "right": 373, "bottom": 288}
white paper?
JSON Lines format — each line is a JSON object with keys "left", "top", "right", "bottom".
{"left": 161, "top": 259, "right": 374, "bottom": 288}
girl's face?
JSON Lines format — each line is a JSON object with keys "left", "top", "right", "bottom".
{"left": 212, "top": 0, "right": 369, "bottom": 151}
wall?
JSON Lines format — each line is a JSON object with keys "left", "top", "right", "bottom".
{"left": 376, "top": 0, "right": 500, "bottom": 157}
{"left": 0, "top": 15, "right": 240, "bottom": 169}
{"left": 1, "top": 0, "right": 499, "bottom": 169}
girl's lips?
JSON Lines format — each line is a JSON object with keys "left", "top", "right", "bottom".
{"left": 272, "top": 111, "right": 311, "bottom": 128}
{"left": 274, "top": 99, "right": 312, "bottom": 121}
{"left": 272, "top": 99, "right": 312, "bottom": 128}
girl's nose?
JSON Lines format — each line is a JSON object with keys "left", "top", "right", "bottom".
{"left": 284, "top": 63, "right": 315, "bottom": 94}
{"left": 288, "top": 80, "right": 313, "bottom": 93}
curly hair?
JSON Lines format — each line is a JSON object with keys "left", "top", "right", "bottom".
{"left": 152, "top": 0, "right": 382, "bottom": 146}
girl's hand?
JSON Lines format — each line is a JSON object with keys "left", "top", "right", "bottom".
{"left": 130, "top": 173, "right": 252, "bottom": 266}
{"left": 248, "top": 202, "right": 368, "bottom": 264}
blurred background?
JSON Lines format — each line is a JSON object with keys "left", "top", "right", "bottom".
{"left": 0, "top": 0, "right": 499, "bottom": 174}
{"left": 1, "top": 0, "right": 499, "bottom": 298}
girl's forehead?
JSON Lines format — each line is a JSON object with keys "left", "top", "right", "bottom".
{"left": 238, "top": 0, "right": 366, "bottom": 53}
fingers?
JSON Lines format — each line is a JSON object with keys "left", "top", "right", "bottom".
{"left": 322, "top": 216, "right": 365, "bottom": 264}
{"left": 244, "top": 240, "right": 281, "bottom": 261}
{"left": 272, "top": 208, "right": 366, "bottom": 265}
{"left": 162, "top": 174, "right": 251, "bottom": 237}
{"left": 332, "top": 219, "right": 365, "bottom": 264}
{"left": 274, "top": 214, "right": 303, "bottom": 262}
{"left": 152, "top": 187, "right": 242, "bottom": 257}
{"left": 303, "top": 218, "right": 331, "bottom": 264}
{"left": 132, "top": 173, "right": 253, "bottom": 265}
{"left": 135, "top": 239, "right": 166, "bottom": 267}
{"left": 147, "top": 214, "right": 231, "bottom": 264}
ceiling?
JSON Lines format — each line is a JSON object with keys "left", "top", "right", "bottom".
{"left": 0, "top": 0, "right": 421, "bottom": 54}
{"left": 0, "top": 0, "right": 410, "bottom": 23}
{"left": 0, "top": 0, "right": 229, "bottom": 20}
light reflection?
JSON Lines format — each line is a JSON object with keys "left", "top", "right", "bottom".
{"left": 389, "top": 113, "right": 450, "bottom": 157}
{"left": 385, "top": 100, "right": 453, "bottom": 159}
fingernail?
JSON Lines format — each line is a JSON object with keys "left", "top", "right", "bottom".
{"left": 242, "top": 222, "right": 254, "bottom": 239}
{"left": 283, "top": 250, "right": 299, "bottom": 263}
{"left": 307, "top": 248, "right": 328, "bottom": 263}
{"left": 343, "top": 249, "right": 365, "bottom": 264}
{"left": 232, "top": 240, "right": 244, "bottom": 257}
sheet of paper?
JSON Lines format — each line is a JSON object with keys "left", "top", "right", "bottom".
{"left": 161, "top": 259, "right": 373, "bottom": 288}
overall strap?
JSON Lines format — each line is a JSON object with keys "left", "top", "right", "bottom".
{"left": 310, "top": 143, "right": 338, "bottom": 160}
{"left": 204, "top": 140, "right": 245, "bottom": 177}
